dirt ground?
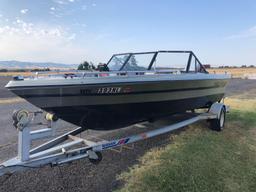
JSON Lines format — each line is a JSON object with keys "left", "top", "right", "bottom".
{"left": 0, "top": 77, "right": 255, "bottom": 192}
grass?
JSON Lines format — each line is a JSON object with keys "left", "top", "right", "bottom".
{"left": 225, "top": 98, "right": 256, "bottom": 111}
{"left": 116, "top": 99, "right": 256, "bottom": 192}
{"left": 0, "top": 72, "right": 33, "bottom": 76}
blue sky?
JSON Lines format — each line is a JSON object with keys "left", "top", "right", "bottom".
{"left": 0, "top": 0, "right": 255, "bottom": 66}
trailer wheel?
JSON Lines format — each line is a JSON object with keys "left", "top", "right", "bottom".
{"left": 210, "top": 106, "right": 226, "bottom": 131}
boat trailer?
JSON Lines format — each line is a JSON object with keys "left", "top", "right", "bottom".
{"left": 0, "top": 102, "right": 228, "bottom": 177}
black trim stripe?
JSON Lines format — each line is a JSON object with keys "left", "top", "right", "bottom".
{"left": 20, "top": 85, "right": 222, "bottom": 98}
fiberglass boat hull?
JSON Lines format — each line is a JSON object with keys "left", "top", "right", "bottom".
{"left": 6, "top": 75, "right": 228, "bottom": 130}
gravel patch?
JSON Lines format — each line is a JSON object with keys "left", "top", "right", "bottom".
{"left": 0, "top": 76, "right": 16, "bottom": 98}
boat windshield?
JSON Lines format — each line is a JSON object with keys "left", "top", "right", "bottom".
{"left": 107, "top": 51, "right": 207, "bottom": 73}
{"left": 107, "top": 54, "right": 130, "bottom": 71}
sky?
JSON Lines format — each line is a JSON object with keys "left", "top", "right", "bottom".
{"left": 0, "top": 0, "right": 255, "bottom": 66}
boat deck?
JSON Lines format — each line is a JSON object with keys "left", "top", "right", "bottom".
{"left": 14, "top": 69, "right": 184, "bottom": 81}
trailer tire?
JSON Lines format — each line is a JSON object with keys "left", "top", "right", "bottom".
{"left": 210, "top": 106, "right": 226, "bottom": 131}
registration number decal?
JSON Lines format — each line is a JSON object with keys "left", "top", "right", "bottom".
{"left": 80, "top": 87, "right": 124, "bottom": 95}
{"left": 97, "top": 87, "right": 122, "bottom": 94}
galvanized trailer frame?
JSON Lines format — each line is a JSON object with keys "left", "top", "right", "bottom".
{"left": 0, "top": 103, "right": 228, "bottom": 177}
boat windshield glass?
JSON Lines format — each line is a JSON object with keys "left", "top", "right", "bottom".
{"left": 122, "top": 53, "right": 155, "bottom": 71}
{"left": 107, "top": 54, "right": 130, "bottom": 71}
{"left": 153, "top": 52, "right": 190, "bottom": 72}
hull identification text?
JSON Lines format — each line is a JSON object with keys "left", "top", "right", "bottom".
{"left": 97, "top": 87, "right": 122, "bottom": 94}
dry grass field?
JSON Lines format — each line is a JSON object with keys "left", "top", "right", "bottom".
{"left": 0, "top": 71, "right": 33, "bottom": 76}
{"left": 208, "top": 67, "right": 256, "bottom": 78}
{"left": 0, "top": 97, "right": 24, "bottom": 104}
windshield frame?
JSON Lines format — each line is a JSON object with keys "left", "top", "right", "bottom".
{"left": 106, "top": 51, "right": 207, "bottom": 73}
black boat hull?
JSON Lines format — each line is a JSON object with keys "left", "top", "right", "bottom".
{"left": 6, "top": 74, "right": 229, "bottom": 130}
{"left": 45, "top": 93, "right": 223, "bottom": 130}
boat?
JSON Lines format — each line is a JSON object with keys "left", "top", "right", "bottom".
{"left": 5, "top": 51, "right": 230, "bottom": 130}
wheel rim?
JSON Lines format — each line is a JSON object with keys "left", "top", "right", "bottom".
{"left": 220, "top": 110, "right": 225, "bottom": 128}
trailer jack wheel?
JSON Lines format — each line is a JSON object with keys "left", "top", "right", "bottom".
{"left": 88, "top": 151, "right": 102, "bottom": 165}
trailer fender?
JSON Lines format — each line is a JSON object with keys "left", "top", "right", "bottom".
{"left": 209, "top": 102, "right": 226, "bottom": 119}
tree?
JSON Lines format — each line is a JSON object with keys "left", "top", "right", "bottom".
{"left": 90, "top": 62, "right": 96, "bottom": 70}
{"left": 0, "top": 69, "right": 8, "bottom": 72}
{"left": 78, "top": 61, "right": 96, "bottom": 71}
{"left": 124, "top": 55, "right": 145, "bottom": 71}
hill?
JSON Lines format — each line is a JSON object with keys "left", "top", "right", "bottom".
{"left": 0, "top": 60, "right": 78, "bottom": 69}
